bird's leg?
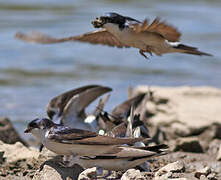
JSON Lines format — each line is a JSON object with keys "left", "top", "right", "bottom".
{"left": 96, "top": 166, "right": 103, "bottom": 176}
{"left": 59, "top": 155, "right": 79, "bottom": 167}
{"left": 39, "top": 144, "right": 44, "bottom": 152}
{"left": 139, "top": 49, "right": 148, "bottom": 59}
{"left": 146, "top": 46, "right": 153, "bottom": 56}
{"left": 58, "top": 155, "right": 71, "bottom": 167}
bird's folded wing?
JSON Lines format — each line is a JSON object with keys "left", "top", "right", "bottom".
{"left": 130, "top": 18, "right": 181, "bottom": 42}
{"left": 82, "top": 144, "right": 168, "bottom": 159}
{"left": 61, "top": 86, "right": 112, "bottom": 124}
{"left": 15, "top": 29, "right": 130, "bottom": 48}
{"left": 48, "top": 127, "right": 144, "bottom": 145}
{"left": 47, "top": 85, "right": 100, "bottom": 118}
{"left": 106, "top": 122, "right": 127, "bottom": 137}
{"left": 49, "top": 127, "right": 97, "bottom": 140}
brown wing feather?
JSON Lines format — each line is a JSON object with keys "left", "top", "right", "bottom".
{"left": 15, "top": 30, "right": 129, "bottom": 48}
{"left": 131, "top": 18, "right": 181, "bottom": 42}
{"left": 48, "top": 127, "right": 144, "bottom": 145}
{"left": 73, "top": 30, "right": 130, "bottom": 48}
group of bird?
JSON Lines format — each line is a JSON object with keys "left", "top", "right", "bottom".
{"left": 24, "top": 84, "right": 168, "bottom": 173}
{"left": 19, "top": 12, "right": 212, "bottom": 175}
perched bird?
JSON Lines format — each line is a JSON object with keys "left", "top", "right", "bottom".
{"left": 71, "top": 144, "right": 168, "bottom": 171}
{"left": 64, "top": 107, "right": 167, "bottom": 172}
{"left": 24, "top": 118, "right": 147, "bottom": 158}
{"left": 36, "top": 85, "right": 111, "bottom": 152}
{"left": 15, "top": 12, "right": 212, "bottom": 58}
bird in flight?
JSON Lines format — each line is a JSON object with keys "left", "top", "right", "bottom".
{"left": 15, "top": 12, "right": 212, "bottom": 58}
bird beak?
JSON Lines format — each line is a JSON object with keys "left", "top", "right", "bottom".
{"left": 24, "top": 127, "right": 32, "bottom": 133}
{"left": 91, "top": 18, "right": 104, "bottom": 28}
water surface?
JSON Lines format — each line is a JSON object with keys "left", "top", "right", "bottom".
{"left": 0, "top": 0, "right": 220, "bottom": 136}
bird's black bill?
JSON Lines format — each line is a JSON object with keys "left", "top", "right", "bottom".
{"left": 24, "top": 128, "right": 32, "bottom": 133}
{"left": 91, "top": 17, "right": 107, "bottom": 28}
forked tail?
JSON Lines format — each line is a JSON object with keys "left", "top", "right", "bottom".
{"left": 172, "top": 44, "right": 212, "bottom": 56}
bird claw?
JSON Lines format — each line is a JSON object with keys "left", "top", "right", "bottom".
{"left": 139, "top": 50, "right": 149, "bottom": 59}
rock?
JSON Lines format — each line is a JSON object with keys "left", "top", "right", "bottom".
{"left": 195, "top": 166, "right": 211, "bottom": 179}
{"left": 170, "top": 122, "right": 191, "bottom": 137}
{"left": 199, "top": 123, "right": 221, "bottom": 144}
{"left": 134, "top": 86, "right": 221, "bottom": 132}
{"left": 208, "top": 139, "right": 221, "bottom": 155}
{"left": 78, "top": 167, "right": 97, "bottom": 180}
{"left": 174, "top": 137, "right": 203, "bottom": 153}
{"left": 200, "top": 175, "right": 208, "bottom": 180}
{"left": 216, "top": 144, "right": 221, "bottom": 161}
{"left": 0, "top": 117, "right": 26, "bottom": 145}
{"left": 207, "top": 173, "right": 218, "bottom": 180}
{"left": 154, "top": 173, "right": 188, "bottom": 180}
{"left": 0, "top": 140, "right": 39, "bottom": 163}
{"left": 155, "top": 161, "right": 185, "bottom": 177}
{"left": 33, "top": 162, "right": 83, "bottom": 180}
{"left": 0, "top": 151, "right": 5, "bottom": 164}
{"left": 121, "top": 169, "right": 145, "bottom": 180}
{"left": 154, "top": 172, "right": 173, "bottom": 180}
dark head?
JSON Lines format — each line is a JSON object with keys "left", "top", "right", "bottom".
{"left": 92, "top": 12, "right": 128, "bottom": 29}
{"left": 24, "top": 118, "right": 54, "bottom": 133}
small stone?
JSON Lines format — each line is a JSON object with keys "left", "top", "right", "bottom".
{"left": 121, "top": 169, "right": 145, "bottom": 180}
{"left": 195, "top": 166, "right": 211, "bottom": 179}
{"left": 216, "top": 144, "right": 221, "bottom": 161}
{"left": 0, "top": 151, "right": 5, "bottom": 164}
{"left": 200, "top": 175, "right": 208, "bottom": 180}
{"left": 208, "top": 139, "right": 221, "bottom": 155}
{"left": 33, "top": 163, "right": 83, "bottom": 180}
{"left": 155, "top": 161, "right": 185, "bottom": 177}
{"left": 174, "top": 137, "right": 203, "bottom": 153}
{"left": 207, "top": 173, "right": 218, "bottom": 180}
{"left": 78, "top": 167, "right": 97, "bottom": 180}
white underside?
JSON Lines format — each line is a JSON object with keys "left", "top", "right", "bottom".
{"left": 76, "top": 156, "right": 152, "bottom": 171}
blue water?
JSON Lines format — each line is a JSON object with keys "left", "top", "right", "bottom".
{"left": 0, "top": 0, "right": 220, "bottom": 136}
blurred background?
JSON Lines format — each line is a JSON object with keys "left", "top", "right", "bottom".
{"left": 0, "top": 0, "right": 220, "bottom": 136}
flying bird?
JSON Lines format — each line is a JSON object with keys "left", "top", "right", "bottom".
{"left": 15, "top": 12, "right": 212, "bottom": 58}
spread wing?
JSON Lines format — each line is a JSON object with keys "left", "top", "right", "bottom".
{"left": 61, "top": 86, "right": 112, "bottom": 126}
{"left": 48, "top": 126, "right": 144, "bottom": 145}
{"left": 15, "top": 29, "right": 130, "bottom": 48}
{"left": 46, "top": 85, "right": 100, "bottom": 119}
{"left": 130, "top": 18, "right": 181, "bottom": 42}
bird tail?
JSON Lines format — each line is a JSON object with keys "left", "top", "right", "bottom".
{"left": 171, "top": 43, "right": 212, "bottom": 56}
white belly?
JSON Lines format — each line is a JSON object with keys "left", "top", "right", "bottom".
{"left": 78, "top": 157, "right": 149, "bottom": 171}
